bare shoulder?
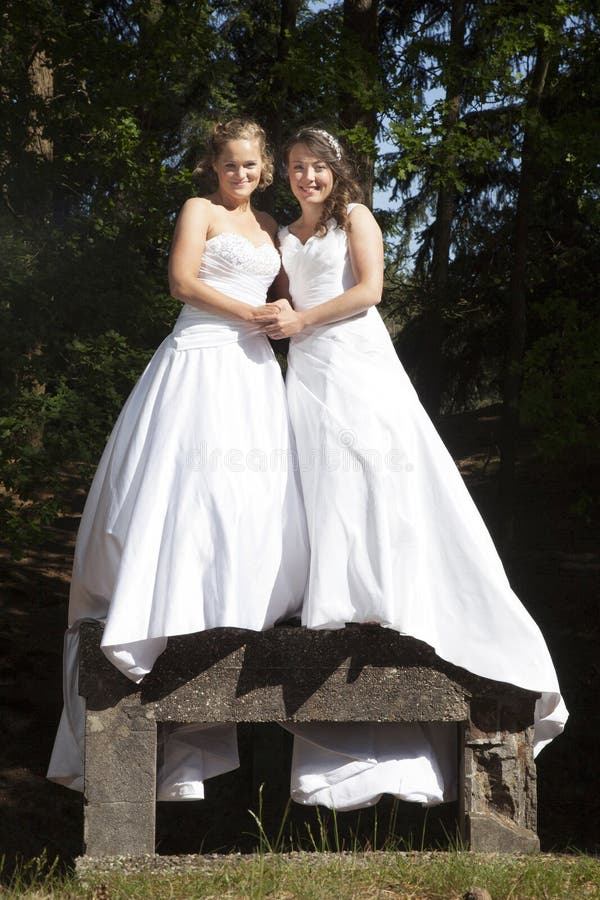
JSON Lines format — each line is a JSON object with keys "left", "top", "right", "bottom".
{"left": 180, "top": 196, "right": 213, "bottom": 218}
{"left": 348, "top": 203, "right": 380, "bottom": 230}
{"left": 347, "top": 203, "right": 384, "bottom": 278}
{"left": 172, "top": 197, "right": 214, "bottom": 247}
{"left": 347, "top": 205, "right": 382, "bottom": 252}
{"left": 177, "top": 195, "right": 215, "bottom": 227}
{"left": 255, "top": 209, "right": 278, "bottom": 240}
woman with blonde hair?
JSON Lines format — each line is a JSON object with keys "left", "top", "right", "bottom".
{"left": 48, "top": 119, "right": 308, "bottom": 800}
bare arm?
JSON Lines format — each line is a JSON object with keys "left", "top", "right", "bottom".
{"left": 168, "top": 198, "right": 279, "bottom": 323}
{"left": 263, "top": 205, "right": 383, "bottom": 338}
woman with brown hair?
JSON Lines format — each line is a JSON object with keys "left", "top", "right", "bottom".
{"left": 48, "top": 119, "right": 308, "bottom": 800}
{"left": 265, "top": 127, "right": 566, "bottom": 811}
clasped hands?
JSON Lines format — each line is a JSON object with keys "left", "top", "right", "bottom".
{"left": 249, "top": 299, "right": 305, "bottom": 339}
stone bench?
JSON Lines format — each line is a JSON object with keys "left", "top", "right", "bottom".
{"left": 78, "top": 620, "right": 540, "bottom": 857}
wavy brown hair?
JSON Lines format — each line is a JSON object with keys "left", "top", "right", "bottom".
{"left": 196, "top": 119, "right": 274, "bottom": 191}
{"left": 282, "top": 128, "right": 363, "bottom": 236}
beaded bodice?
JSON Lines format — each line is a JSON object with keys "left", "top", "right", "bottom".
{"left": 173, "top": 231, "right": 281, "bottom": 347}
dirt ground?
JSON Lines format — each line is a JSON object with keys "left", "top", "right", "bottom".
{"left": 0, "top": 405, "right": 598, "bottom": 870}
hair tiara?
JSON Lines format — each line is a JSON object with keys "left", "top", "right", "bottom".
{"left": 298, "top": 128, "right": 343, "bottom": 160}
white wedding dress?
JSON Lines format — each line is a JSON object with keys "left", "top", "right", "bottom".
{"left": 48, "top": 232, "right": 309, "bottom": 797}
{"left": 279, "top": 206, "right": 568, "bottom": 810}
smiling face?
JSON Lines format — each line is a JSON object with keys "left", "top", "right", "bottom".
{"left": 287, "top": 142, "right": 334, "bottom": 208}
{"left": 212, "top": 138, "right": 263, "bottom": 204}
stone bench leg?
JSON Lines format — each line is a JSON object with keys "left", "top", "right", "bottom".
{"left": 461, "top": 697, "right": 539, "bottom": 852}
{"left": 84, "top": 697, "right": 157, "bottom": 856}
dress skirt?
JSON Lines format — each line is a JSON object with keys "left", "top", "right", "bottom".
{"left": 48, "top": 319, "right": 309, "bottom": 794}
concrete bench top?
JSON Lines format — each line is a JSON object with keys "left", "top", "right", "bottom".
{"left": 78, "top": 620, "right": 539, "bottom": 727}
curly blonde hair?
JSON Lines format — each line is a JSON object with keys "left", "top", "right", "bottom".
{"left": 282, "top": 128, "right": 363, "bottom": 235}
{"left": 197, "top": 119, "right": 274, "bottom": 191}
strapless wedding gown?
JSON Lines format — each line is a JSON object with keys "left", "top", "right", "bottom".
{"left": 48, "top": 232, "right": 309, "bottom": 797}
{"left": 279, "top": 208, "right": 567, "bottom": 810}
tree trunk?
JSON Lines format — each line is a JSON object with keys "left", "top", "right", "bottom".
{"left": 499, "top": 36, "right": 551, "bottom": 545}
{"left": 340, "top": 0, "right": 379, "bottom": 207}
{"left": 28, "top": 47, "right": 54, "bottom": 164}
{"left": 27, "top": 44, "right": 54, "bottom": 225}
{"left": 25, "top": 45, "right": 54, "bottom": 448}
{"left": 421, "top": 0, "right": 466, "bottom": 418}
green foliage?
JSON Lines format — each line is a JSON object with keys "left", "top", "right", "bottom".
{"left": 379, "top": 1, "right": 600, "bottom": 429}
{"left": 0, "top": 324, "right": 154, "bottom": 556}
{"left": 522, "top": 294, "right": 600, "bottom": 460}
{"left": 0, "top": 0, "right": 213, "bottom": 553}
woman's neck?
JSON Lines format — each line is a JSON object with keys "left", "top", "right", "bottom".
{"left": 296, "top": 203, "right": 323, "bottom": 233}
{"left": 210, "top": 191, "right": 252, "bottom": 213}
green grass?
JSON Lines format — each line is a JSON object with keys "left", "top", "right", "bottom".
{"left": 1, "top": 850, "right": 599, "bottom": 899}
{"left": 1, "top": 796, "right": 598, "bottom": 898}
{"left": 244, "top": 788, "right": 443, "bottom": 856}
